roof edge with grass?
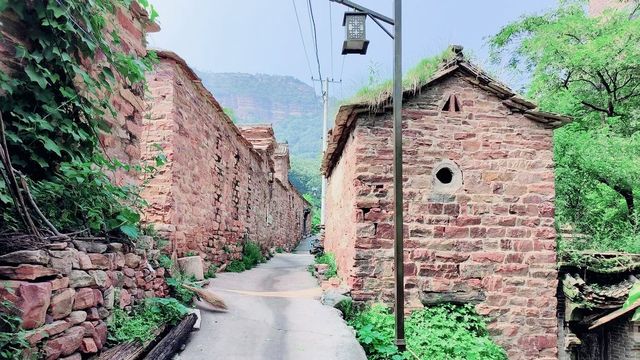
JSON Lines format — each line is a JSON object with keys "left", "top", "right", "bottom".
{"left": 321, "top": 45, "right": 572, "bottom": 176}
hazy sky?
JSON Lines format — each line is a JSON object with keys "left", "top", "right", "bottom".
{"left": 148, "top": 1, "right": 557, "bottom": 98}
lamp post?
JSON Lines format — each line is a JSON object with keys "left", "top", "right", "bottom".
{"left": 329, "top": 0, "right": 405, "bottom": 351}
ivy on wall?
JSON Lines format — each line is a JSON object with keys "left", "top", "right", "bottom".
{"left": 0, "top": 0, "right": 160, "bottom": 239}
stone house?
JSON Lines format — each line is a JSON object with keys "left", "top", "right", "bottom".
{"left": 321, "top": 47, "right": 570, "bottom": 359}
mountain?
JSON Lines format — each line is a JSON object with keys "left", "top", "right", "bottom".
{"left": 196, "top": 71, "right": 325, "bottom": 159}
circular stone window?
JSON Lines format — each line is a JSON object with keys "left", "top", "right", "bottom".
{"left": 432, "top": 160, "right": 463, "bottom": 193}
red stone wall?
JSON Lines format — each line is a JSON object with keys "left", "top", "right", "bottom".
{"left": 325, "top": 74, "right": 558, "bottom": 360}
{"left": 0, "top": 239, "right": 168, "bottom": 359}
{"left": 142, "top": 52, "right": 310, "bottom": 265}
{"left": 324, "top": 129, "right": 362, "bottom": 287}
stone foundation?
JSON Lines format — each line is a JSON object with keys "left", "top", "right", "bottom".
{"left": 0, "top": 239, "right": 167, "bottom": 359}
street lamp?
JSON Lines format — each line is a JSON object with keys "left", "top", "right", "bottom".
{"left": 341, "top": 12, "right": 369, "bottom": 55}
{"left": 330, "top": 0, "right": 405, "bottom": 352}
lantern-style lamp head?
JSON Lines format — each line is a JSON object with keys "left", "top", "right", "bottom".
{"left": 342, "top": 12, "right": 369, "bottom": 55}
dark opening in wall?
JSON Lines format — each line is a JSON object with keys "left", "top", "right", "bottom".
{"left": 442, "top": 94, "right": 461, "bottom": 112}
{"left": 436, "top": 167, "right": 453, "bottom": 184}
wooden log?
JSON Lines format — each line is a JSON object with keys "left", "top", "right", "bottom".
{"left": 143, "top": 313, "right": 197, "bottom": 360}
{"left": 95, "top": 325, "right": 166, "bottom": 360}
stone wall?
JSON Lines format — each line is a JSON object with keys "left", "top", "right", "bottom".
{"left": 0, "top": 239, "right": 167, "bottom": 359}
{"left": 324, "top": 128, "right": 361, "bottom": 287}
{"left": 324, "top": 73, "right": 558, "bottom": 359}
{"left": 142, "top": 51, "right": 311, "bottom": 266}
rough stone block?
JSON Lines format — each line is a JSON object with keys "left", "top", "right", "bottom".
{"left": 0, "top": 264, "right": 59, "bottom": 280}
{"left": 0, "top": 280, "right": 52, "bottom": 329}
{"left": 50, "top": 288, "right": 76, "bottom": 320}
{"left": 177, "top": 256, "right": 204, "bottom": 280}
{"left": 0, "top": 250, "right": 49, "bottom": 265}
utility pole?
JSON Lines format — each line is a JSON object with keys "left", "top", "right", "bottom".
{"left": 315, "top": 77, "right": 340, "bottom": 232}
{"left": 329, "top": 0, "right": 405, "bottom": 352}
{"left": 321, "top": 78, "right": 329, "bottom": 229}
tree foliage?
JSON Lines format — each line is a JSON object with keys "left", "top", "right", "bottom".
{"left": 0, "top": 0, "right": 159, "bottom": 239}
{"left": 490, "top": 0, "right": 640, "bottom": 253}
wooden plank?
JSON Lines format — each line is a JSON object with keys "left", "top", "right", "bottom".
{"left": 588, "top": 300, "right": 640, "bottom": 330}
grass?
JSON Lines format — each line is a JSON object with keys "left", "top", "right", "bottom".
{"left": 346, "top": 47, "right": 456, "bottom": 107}
{"left": 107, "top": 297, "right": 189, "bottom": 344}
{"left": 225, "top": 240, "right": 265, "bottom": 273}
{"left": 314, "top": 252, "right": 338, "bottom": 278}
{"left": 346, "top": 303, "right": 507, "bottom": 360}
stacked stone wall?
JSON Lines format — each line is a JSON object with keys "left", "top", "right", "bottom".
{"left": 142, "top": 53, "right": 310, "bottom": 265}
{"left": 325, "top": 74, "right": 558, "bottom": 359}
{"left": 0, "top": 240, "right": 167, "bottom": 359}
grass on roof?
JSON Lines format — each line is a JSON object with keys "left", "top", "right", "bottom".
{"left": 346, "top": 47, "right": 456, "bottom": 107}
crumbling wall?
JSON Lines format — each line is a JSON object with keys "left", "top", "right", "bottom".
{"left": 325, "top": 74, "right": 558, "bottom": 359}
{"left": 142, "top": 52, "right": 310, "bottom": 265}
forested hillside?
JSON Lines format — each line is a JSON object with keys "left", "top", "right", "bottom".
{"left": 197, "top": 71, "right": 326, "bottom": 159}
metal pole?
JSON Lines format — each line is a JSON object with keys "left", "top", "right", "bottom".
{"left": 320, "top": 78, "right": 329, "bottom": 227}
{"left": 392, "top": 0, "right": 405, "bottom": 352}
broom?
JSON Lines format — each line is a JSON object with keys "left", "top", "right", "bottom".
{"left": 182, "top": 284, "right": 228, "bottom": 311}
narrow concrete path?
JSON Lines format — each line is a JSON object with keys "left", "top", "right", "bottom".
{"left": 178, "top": 238, "right": 366, "bottom": 360}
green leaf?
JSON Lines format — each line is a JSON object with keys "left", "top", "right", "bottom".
{"left": 120, "top": 224, "right": 139, "bottom": 239}
{"left": 25, "top": 65, "right": 48, "bottom": 89}
{"left": 39, "top": 137, "right": 62, "bottom": 157}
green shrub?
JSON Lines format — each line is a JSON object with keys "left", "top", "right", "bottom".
{"left": 0, "top": 301, "right": 31, "bottom": 359}
{"left": 242, "top": 241, "right": 265, "bottom": 268}
{"left": 157, "top": 254, "right": 173, "bottom": 270}
{"left": 165, "top": 273, "right": 199, "bottom": 306}
{"left": 276, "top": 247, "right": 285, "bottom": 253}
{"left": 225, "top": 241, "right": 265, "bottom": 273}
{"left": 185, "top": 251, "right": 198, "bottom": 257}
{"left": 349, "top": 304, "right": 507, "bottom": 360}
{"left": 107, "top": 297, "right": 188, "bottom": 344}
{"left": 205, "top": 264, "right": 218, "bottom": 279}
{"left": 226, "top": 260, "right": 246, "bottom": 273}
{"left": 315, "top": 253, "right": 337, "bottom": 278}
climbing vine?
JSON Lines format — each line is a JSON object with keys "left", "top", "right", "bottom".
{"left": 0, "top": 0, "right": 159, "bottom": 239}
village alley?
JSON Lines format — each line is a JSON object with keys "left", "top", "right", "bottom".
{"left": 178, "top": 237, "right": 366, "bottom": 360}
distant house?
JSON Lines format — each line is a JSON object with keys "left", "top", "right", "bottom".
{"left": 321, "top": 46, "right": 570, "bottom": 359}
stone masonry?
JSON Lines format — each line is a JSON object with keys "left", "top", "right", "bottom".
{"left": 0, "top": 239, "right": 168, "bottom": 359}
{"left": 322, "top": 49, "right": 570, "bottom": 360}
{"left": 142, "top": 51, "right": 311, "bottom": 266}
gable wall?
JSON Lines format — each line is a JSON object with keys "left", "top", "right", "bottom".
{"left": 325, "top": 74, "right": 558, "bottom": 359}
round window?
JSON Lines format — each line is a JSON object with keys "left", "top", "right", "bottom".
{"left": 432, "top": 160, "right": 462, "bottom": 193}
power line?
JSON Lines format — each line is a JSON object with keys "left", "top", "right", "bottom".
{"left": 307, "top": 0, "right": 323, "bottom": 81}
{"left": 339, "top": 55, "right": 346, "bottom": 99}
{"left": 291, "top": 0, "right": 315, "bottom": 84}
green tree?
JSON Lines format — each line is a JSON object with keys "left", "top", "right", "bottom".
{"left": 489, "top": 0, "right": 640, "bottom": 253}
